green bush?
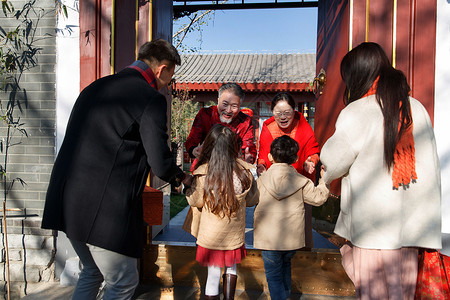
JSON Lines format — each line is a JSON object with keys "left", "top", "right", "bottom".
{"left": 170, "top": 193, "right": 188, "bottom": 219}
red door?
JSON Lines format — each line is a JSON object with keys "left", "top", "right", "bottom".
{"left": 314, "top": 0, "right": 437, "bottom": 195}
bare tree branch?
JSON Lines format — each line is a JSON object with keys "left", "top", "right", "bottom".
{"left": 174, "top": 12, "right": 203, "bottom": 49}
{"left": 173, "top": 9, "right": 213, "bottom": 39}
{"left": 173, "top": 0, "right": 228, "bottom": 49}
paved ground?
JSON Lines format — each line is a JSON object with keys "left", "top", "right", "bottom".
{"left": 152, "top": 206, "right": 338, "bottom": 250}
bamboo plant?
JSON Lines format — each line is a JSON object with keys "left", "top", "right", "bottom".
{"left": 0, "top": 0, "right": 46, "bottom": 297}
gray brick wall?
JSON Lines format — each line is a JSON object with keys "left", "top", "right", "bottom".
{"left": 1, "top": 0, "right": 56, "bottom": 218}
{"left": 0, "top": 0, "right": 57, "bottom": 297}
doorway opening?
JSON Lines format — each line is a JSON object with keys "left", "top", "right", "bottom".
{"left": 168, "top": 2, "right": 342, "bottom": 251}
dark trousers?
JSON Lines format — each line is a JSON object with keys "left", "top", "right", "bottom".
{"left": 261, "top": 250, "right": 296, "bottom": 300}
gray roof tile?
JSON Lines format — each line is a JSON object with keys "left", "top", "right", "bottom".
{"left": 175, "top": 53, "right": 316, "bottom": 84}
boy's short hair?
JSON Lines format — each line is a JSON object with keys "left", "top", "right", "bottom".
{"left": 270, "top": 135, "right": 299, "bottom": 165}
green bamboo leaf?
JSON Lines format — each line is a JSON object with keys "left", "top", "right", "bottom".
{"left": 25, "top": 20, "right": 32, "bottom": 40}
{"left": 0, "top": 25, "right": 6, "bottom": 37}
{"left": 2, "top": 1, "right": 11, "bottom": 17}
{"left": 13, "top": 177, "right": 27, "bottom": 187}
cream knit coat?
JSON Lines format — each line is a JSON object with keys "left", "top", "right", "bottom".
{"left": 253, "top": 163, "right": 329, "bottom": 250}
{"left": 321, "top": 95, "right": 441, "bottom": 250}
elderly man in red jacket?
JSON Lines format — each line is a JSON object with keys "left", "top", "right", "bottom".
{"left": 185, "top": 83, "right": 257, "bottom": 164}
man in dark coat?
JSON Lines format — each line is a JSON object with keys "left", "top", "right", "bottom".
{"left": 42, "top": 39, "right": 186, "bottom": 299}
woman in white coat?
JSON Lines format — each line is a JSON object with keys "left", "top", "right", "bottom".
{"left": 320, "top": 42, "right": 441, "bottom": 299}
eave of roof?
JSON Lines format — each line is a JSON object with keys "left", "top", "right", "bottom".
{"left": 176, "top": 82, "right": 310, "bottom": 92}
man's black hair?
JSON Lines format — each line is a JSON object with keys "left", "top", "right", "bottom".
{"left": 138, "top": 39, "right": 181, "bottom": 68}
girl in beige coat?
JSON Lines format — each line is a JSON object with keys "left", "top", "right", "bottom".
{"left": 185, "top": 124, "right": 258, "bottom": 300}
{"left": 253, "top": 135, "right": 329, "bottom": 299}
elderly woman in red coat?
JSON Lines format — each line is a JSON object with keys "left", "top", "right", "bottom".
{"left": 256, "top": 92, "right": 320, "bottom": 248}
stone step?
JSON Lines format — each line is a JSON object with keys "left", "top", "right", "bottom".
{"left": 21, "top": 282, "right": 356, "bottom": 300}
{"left": 134, "top": 285, "right": 356, "bottom": 299}
{"left": 139, "top": 244, "right": 356, "bottom": 298}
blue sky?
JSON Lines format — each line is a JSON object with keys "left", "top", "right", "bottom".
{"left": 173, "top": 8, "right": 318, "bottom": 54}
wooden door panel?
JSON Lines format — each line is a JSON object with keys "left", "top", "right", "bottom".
{"left": 115, "top": 0, "right": 137, "bottom": 72}
{"left": 315, "top": 0, "right": 349, "bottom": 194}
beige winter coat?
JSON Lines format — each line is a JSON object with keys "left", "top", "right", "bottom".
{"left": 185, "top": 159, "right": 258, "bottom": 250}
{"left": 253, "top": 163, "right": 329, "bottom": 250}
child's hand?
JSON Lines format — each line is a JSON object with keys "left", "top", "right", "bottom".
{"left": 256, "top": 164, "right": 266, "bottom": 176}
{"left": 320, "top": 165, "right": 326, "bottom": 178}
{"left": 181, "top": 174, "right": 193, "bottom": 194}
{"left": 183, "top": 173, "right": 193, "bottom": 187}
{"left": 244, "top": 147, "right": 254, "bottom": 163}
{"left": 193, "top": 144, "right": 203, "bottom": 158}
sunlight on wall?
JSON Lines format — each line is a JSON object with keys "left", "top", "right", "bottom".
{"left": 435, "top": 0, "right": 450, "bottom": 234}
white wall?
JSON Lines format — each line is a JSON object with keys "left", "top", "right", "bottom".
{"left": 435, "top": 1, "right": 450, "bottom": 243}
{"left": 56, "top": 1, "right": 80, "bottom": 152}
{"left": 54, "top": 0, "right": 81, "bottom": 276}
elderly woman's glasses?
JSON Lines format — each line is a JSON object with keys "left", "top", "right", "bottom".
{"left": 273, "top": 110, "right": 294, "bottom": 118}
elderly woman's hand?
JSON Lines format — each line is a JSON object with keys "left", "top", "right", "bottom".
{"left": 303, "top": 156, "right": 316, "bottom": 174}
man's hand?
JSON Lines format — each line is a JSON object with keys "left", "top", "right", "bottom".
{"left": 193, "top": 145, "right": 202, "bottom": 158}
{"left": 244, "top": 147, "right": 254, "bottom": 164}
{"left": 303, "top": 156, "right": 316, "bottom": 174}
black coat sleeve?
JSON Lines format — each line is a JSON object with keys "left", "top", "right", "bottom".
{"left": 139, "top": 93, "right": 183, "bottom": 183}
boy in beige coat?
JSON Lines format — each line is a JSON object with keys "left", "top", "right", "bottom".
{"left": 253, "top": 135, "right": 329, "bottom": 300}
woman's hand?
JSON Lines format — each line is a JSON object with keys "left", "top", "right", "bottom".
{"left": 303, "top": 156, "right": 316, "bottom": 174}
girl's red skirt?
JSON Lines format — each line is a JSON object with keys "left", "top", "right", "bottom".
{"left": 196, "top": 245, "right": 246, "bottom": 267}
